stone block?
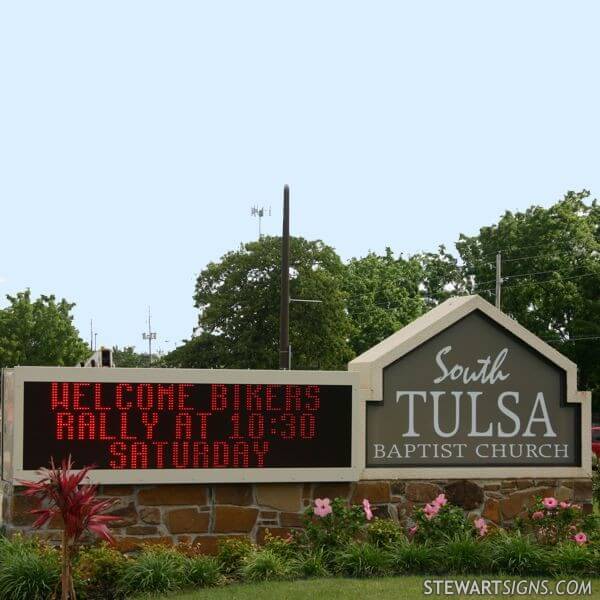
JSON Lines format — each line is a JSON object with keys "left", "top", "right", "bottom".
{"left": 138, "top": 485, "right": 207, "bottom": 506}
{"left": 115, "top": 536, "right": 172, "bottom": 553}
{"left": 11, "top": 494, "right": 39, "bottom": 526}
{"left": 500, "top": 487, "right": 553, "bottom": 520}
{"left": 516, "top": 480, "right": 534, "bottom": 490}
{"left": 255, "top": 484, "right": 303, "bottom": 512}
{"left": 351, "top": 481, "right": 391, "bottom": 504}
{"left": 482, "top": 498, "right": 500, "bottom": 524}
{"left": 371, "top": 504, "right": 394, "bottom": 520}
{"left": 280, "top": 512, "right": 304, "bottom": 527}
{"left": 405, "top": 482, "right": 441, "bottom": 503}
{"left": 109, "top": 502, "right": 138, "bottom": 528}
{"left": 140, "top": 507, "right": 161, "bottom": 525}
{"left": 126, "top": 525, "right": 158, "bottom": 536}
{"left": 444, "top": 480, "right": 484, "bottom": 510}
{"left": 214, "top": 484, "right": 253, "bottom": 506}
{"left": 214, "top": 506, "right": 258, "bottom": 533}
{"left": 166, "top": 508, "right": 210, "bottom": 534}
{"left": 573, "top": 480, "right": 593, "bottom": 502}
{"left": 390, "top": 481, "right": 406, "bottom": 496}
{"left": 312, "top": 483, "right": 351, "bottom": 501}
{"left": 259, "top": 511, "right": 277, "bottom": 520}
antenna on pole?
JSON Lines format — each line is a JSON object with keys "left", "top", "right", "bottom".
{"left": 142, "top": 307, "right": 157, "bottom": 366}
{"left": 251, "top": 205, "right": 271, "bottom": 239}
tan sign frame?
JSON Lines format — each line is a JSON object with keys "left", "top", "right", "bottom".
{"left": 349, "top": 295, "right": 592, "bottom": 480}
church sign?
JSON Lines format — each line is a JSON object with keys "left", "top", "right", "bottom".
{"left": 350, "top": 295, "right": 592, "bottom": 479}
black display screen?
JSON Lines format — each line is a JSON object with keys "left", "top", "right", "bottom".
{"left": 23, "top": 381, "right": 352, "bottom": 470}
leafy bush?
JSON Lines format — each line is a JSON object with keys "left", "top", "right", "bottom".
{"left": 334, "top": 542, "right": 392, "bottom": 578}
{"left": 441, "top": 535, "right": 491, "bottom": 574}
{"left": 388, "top": 541, "right": 436, "bottom": 575}
{"left": 261, "top": 531, "right": 297, "bottom": 559}
{"left": 490, "top": 532, "right": 549, "bottom": 575}
{"left": 217, "top": 538, "right": 254, "bottom": 576}
{"left": 550, "top": 542, "right": 595, "bottom": 576}
{"left": 367, "top": 518, "right": 405, "bottom": 548}
{"left": 186, "top": 555, "right": 221, "bottom": 588}
{"left": 241, "top": 548, "right": 297, "bottom": 582}
{"left": 296, "top": 548, "right": 330, "bottom": 578}
{"left": 0, "top": 538, "right": 60, "bottom": 600}
{"left": 297, "top": 497, "right": 369, "bottom": 552}
{"left": 411, "top": 494, "right": 477, "bottom": 544}
{"left": 525, "top": 496, "right": 590, "bottom": 545}
{"left": 75, "top": 543, "right": 127, "bottom": 600}
{"left": 119, "top": 545, "right": 188, "bottom": 596}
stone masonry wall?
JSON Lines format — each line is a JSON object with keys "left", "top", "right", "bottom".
{"left": 3, "top": 478, "right": 593, "bottom": 553}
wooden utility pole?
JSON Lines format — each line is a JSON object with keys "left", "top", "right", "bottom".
{"left": 495, "top": 251, "right": 502, "bottom": 310}
{"left": 279, "top": 185, "right": 291, "bottom": 369}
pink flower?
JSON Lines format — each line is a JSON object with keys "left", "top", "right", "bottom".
{"left": 542, "top": 497, "right": 558, "bottom": 509}
{"left": 408, "top": 525, "right": 418, "bottom": 536}
{"left": 531, "top": 511, "right": 544, "bottom": 520}
{"left": 573, "top": 532, "right": 587, "bottom": 545}
{"left": 313, "top": 498, "right": 332, "bottom": 518}
{"left": 474, "top": 517, "right": 488, "bottom": 536}
{"left": 433, "top": 494, "right": 448, "bottom": 507}
{"left": 423, "top": 502, "right": 440, "bottom": 519}
{"left": 559, "top": 501, "right": 571, "bottom": 509}
{"left": 362, "top": 498, "right": 373, "bottom": 521}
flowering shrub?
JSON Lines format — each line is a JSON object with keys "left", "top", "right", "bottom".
{"left": 525, "top": 496, "right": 588, "bottom": 545}
{"left": 410, "top": 494, "right": 484, "bottom": 544}
{"left": 295, "top": 497, "right": 374, "bottom": 555}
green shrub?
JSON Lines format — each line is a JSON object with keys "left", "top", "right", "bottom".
{"left": 75, "top": 543, "right": 127, "bottom": 599}
{"left": 298, "top": 497, "right": 367, "bottom": 552}
{"left": 0, "top": 539, "right": 60, "bottom": 600}
{"left": 490, "top": 532, "right": 549, "bottom": 575}
{"left": 217, "top": 538, "right": 254, "bottom": 576}
{"left": 441, "top": 535, "right": 490, "bottom": 574}
{"left": 334, "top": 542, "right": 392, "bottom": 578}
{"left": 388, "top": 542, "right": 436, "bottom": 575}
{"left": 261, "top": 531, "right": 297, "bottom": 559}
{"left": 241, "top": 548, "right": 297, "bottom": 582}
{"left": 367, "top": 518, "right": 405, "bottom": 548}
{"left": 186, "top": 555, "right": 221, "bottom": 588}
{"left": 119, "top": 545, "right": 187, "bottom": 596}
{"left": 550, "top": 542, "right": 595, "bottom": 576}
{"left": 296, "top": 548, "right": 330, "bottom": 578}
{"left": 412, "top": 499, "right": 475, "bottom": 545}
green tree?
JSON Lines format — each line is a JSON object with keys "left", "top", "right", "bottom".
{"left": 0, "top": 290, "right": 89, "bottom": 367}
{"left": 112, "top": 346, "right": 156, "bottom": 368}
{"left": 457, "top": 190, "right": 600, "bottom": 412}
{"left": 170, "top": 236, "right": 353, "bottom": 369}
{"left": 344, "top": 249, "right": 425, "bottom": 355}
{"left": 416, "top": 244, "right": 471, "bottom": 306}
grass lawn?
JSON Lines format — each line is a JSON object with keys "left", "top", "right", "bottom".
{"left": 158, "top": 577, "right": 600, "bottom": 600}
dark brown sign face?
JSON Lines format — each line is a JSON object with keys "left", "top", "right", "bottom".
{"left": 366, "top": 311, "right": 581, "bottom": 467}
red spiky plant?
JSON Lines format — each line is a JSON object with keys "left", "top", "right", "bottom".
{"left": 19, "top": 457, "right": 120, "bottom": 600}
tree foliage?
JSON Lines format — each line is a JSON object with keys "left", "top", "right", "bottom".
{"left": 0, "top": 290, "right": 89, "bottom": 368}
{"left": 111, "top": 346, "right": 155, "bottom": 368}
{"left": 344, "top": 249, "right": 425, "bottom": 356}
{"left": 457, "top": 190, "right": 600, "bottom": 411}
{"left": 167, "top": 236, "right": 353, "bottom": 369}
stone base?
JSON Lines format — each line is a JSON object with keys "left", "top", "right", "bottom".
{"left": 1, "top": 478, "right": 593, "bottom": 553}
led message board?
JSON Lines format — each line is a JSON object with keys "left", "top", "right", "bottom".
{"left": 4, "top": 368, "right": 359, "bottom": 484}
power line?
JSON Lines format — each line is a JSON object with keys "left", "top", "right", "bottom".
{"left": 475, "top": 270, "right": 598, "bottom": 293}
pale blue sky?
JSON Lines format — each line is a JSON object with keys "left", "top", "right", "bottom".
{"left": 1, "top": 2, "right": 599, "bottom": 353}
